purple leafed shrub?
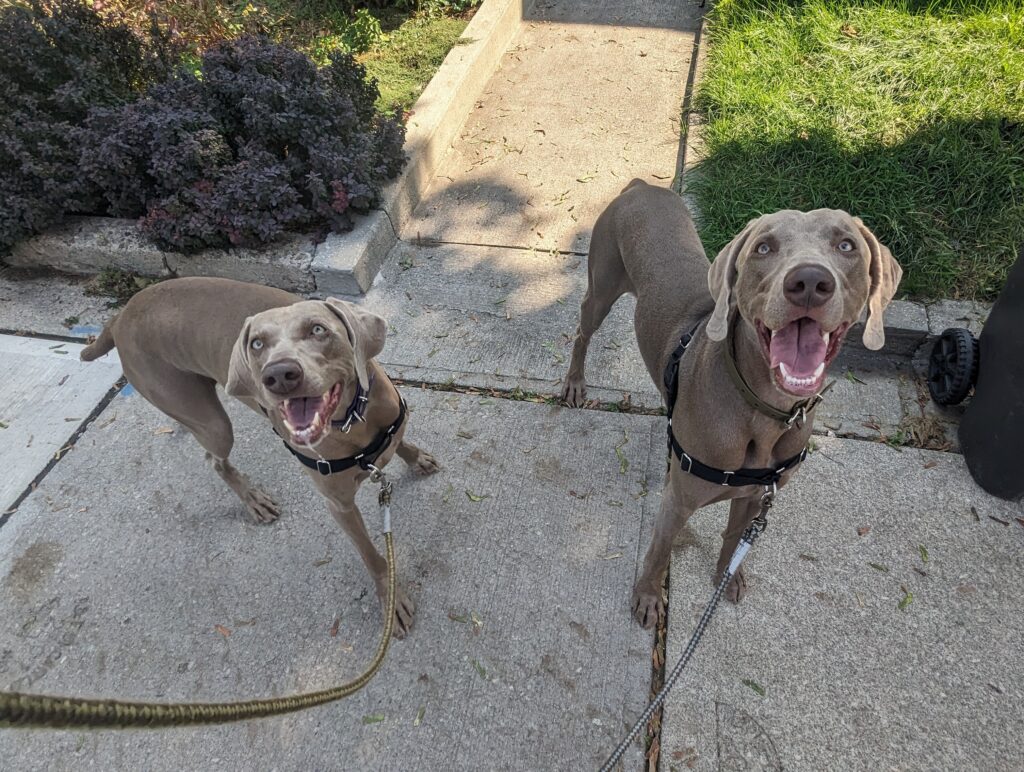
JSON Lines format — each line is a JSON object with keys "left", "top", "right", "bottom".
{"left": 79, "top": 37, "right": 407, "bottom": 251}
{"left": 0, "top": 0, "right": 175, "bottom": 253}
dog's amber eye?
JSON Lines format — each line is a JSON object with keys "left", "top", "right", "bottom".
{"left": 250, "top": 338, "right": 264, "bottom": 351}
{"left": 311, "top": 324, "right": 327, "bottom": 336}
{"left": 755, "top": 242, "right": 771, "bottom": 255}
{"left": 838, "top": 239, "right": 854, "bottom": 253}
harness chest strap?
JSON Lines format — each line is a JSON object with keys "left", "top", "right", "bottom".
{"left": 663, "top": 320, "right": 817, "bottom": 488}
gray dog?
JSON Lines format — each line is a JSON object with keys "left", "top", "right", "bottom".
{"left": 562, "top": 180, "right": 901, "bottom": 627}
{"left": 82, "top": 278, "right": 439, "bottom": 637}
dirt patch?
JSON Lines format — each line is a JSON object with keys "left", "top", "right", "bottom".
{"left": 3, "top": 541, "right": 64, "bottom": 599}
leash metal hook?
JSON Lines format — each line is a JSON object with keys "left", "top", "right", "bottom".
{"left": 366, "top": 464, "right": 393, "bottom": 534}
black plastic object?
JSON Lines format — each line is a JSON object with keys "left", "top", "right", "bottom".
{"left": 927, "top": 328, "right": 979, "bottom": 406}
{"left": 957, "top": 245, "right": 1024, "bottom": 501}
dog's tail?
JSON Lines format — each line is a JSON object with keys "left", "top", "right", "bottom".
{"left": 80, "top": 317, "right": 117, "bottom": 361}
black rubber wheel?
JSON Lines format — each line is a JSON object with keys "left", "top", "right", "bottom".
{"left": 928, "top": 327, "right": 979, "bottom": 406}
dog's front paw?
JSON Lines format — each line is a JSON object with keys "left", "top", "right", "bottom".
{"left": 411, "top": 451, "right": 440, "bottom": 476}
{"left": 243, "top": 487, "right": 280, "bottom": 524}
{"left": 715, "top": 566, "right": 748, "bottom": 603}
{"left": 631, "top": 581, "right": 664, "bottom": 629}
{"left": 561, "top": 375, "right": 587, "bottom": 407}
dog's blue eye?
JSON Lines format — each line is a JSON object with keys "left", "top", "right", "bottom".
{"left": 756, "top": 242, "right": 771, "bottom": 255}
{"left": 838, "top": 239, "right": 854, "bottom": 252}
{"left": 311, "top": 324, "right": 326, "bottom": 336}
{"left": 250, "top": 339, "right": 263, "bottom": 351}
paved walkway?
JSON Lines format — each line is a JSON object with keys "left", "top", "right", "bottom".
{"left": 1, "top": 1, "right": 1021, "bottom": 770}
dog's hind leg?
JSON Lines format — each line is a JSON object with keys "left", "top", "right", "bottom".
{"left": 561, "top": 214, "right": 633, "bottom": 407}
{"left": 123, "top": 362, "right": 280, "bottom": 524}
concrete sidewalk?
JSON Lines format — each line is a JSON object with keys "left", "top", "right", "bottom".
{"left": 405, "top": 0, "right": 701, "bottom": 255}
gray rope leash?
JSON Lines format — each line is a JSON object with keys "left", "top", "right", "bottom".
{"left": 599, "top": 488, "right": 774, "bottom": 771}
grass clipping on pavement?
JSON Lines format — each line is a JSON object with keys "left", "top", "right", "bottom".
{"left": 689, "top": 0, "right": 1024, "bottom": 300}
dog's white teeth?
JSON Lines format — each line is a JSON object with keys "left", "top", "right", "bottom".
{"left": 822, "top": 331, "right": 831, "bottom": 346}
{"left": 779, "top": 361, "right": 822, "bottom": 388}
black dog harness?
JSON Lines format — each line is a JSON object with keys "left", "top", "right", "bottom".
{"left": 269, "top": 378, "right": 407, "bottom": 476}
{"left": 664, "top": 322, "right": 813, "bottom": 487}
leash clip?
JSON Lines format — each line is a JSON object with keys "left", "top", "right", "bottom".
{"left": 366, "top": 463, "right": 393, "bottom": 533}
{"left": 786, "top": 404, "right": 808, "bottom": 429}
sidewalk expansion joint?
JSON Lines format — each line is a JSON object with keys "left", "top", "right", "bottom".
{"left": 390, "top": 377, "right": 964, "bottom": 455}
{"left": 0, "top": 378, "right": 126, "bottom": 531}
{"left": 0, "top": 328, "right": 94, "bottom": 344}
{"left": 390, "top": 376, "right": 665, "bottom": 417}
{"left": 406, "top": 237, "right": 588, "bottom": 257}
{"left": 644, "top": 572, "right": 671, "bottom": 769}
{"left": 675, "top": 16, "right": 705, "bottom": 193}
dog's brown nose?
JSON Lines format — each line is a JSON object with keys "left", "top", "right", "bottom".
{"left": 262, "top": 359, "right": 303, "bottom": 395}
{"left": 784, "top": 264, "right": 835, "bottom": 308}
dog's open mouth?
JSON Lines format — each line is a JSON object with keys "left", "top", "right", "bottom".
{"left": 277, "top": 383, "right": 342, "bottom": 446}
{"left": 757, "top": 319, "right": 848, "bottom": 397}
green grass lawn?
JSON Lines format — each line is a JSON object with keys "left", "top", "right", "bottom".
{"left": 359, "top": 12, "right": 470, "bottom": 112}
{"left": 688, "top": 0, "right": 1024, "bottom": 300}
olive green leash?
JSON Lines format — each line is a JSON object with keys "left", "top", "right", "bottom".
{"left": 0, "top": 474, "right": 397, "bottom": 730}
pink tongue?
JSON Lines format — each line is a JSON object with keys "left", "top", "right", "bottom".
{"left": 769, "top": 318, "right": 827, "bottom": 377}
{"left": 284, "top": 396, "right": 323, "bottom": 428}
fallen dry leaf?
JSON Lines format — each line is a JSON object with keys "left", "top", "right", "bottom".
{"left": 923, "top": 460, "right": 938, "bottom": 469}
{"left": 857, "top": 525, "right": 871, "bottom": 537}
{"left": 214, "top": 624, "right": 231, "bottom": 638}
{"left": 741, "top": 678, "right": 766, "bottom": 696}
{"left": 465, "top": 489, "right": 488, "bottom": 502}
{"left": 897, "top": 587, "right": 913, "bottom": 611}
{"left": 330, "top": 617, "right": 341, "bottom": 637}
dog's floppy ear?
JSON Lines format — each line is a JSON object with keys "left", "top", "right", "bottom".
{"left": 226, "top": 319, "right": 258, "bottom": 398}
{"left": 323, "top": 298, "right": 387, "bottom": 391}
{"left": 855, "top": 218, "right": 902, "bottom": 350}
{"left": 706, "top": 219, "right": 758, "bottom": 341}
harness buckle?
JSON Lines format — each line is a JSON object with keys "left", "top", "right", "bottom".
{"left": 315, "top": 458, "right": 333, "bottom": 476}
{"left": 721, "top": 470, "right": 734, "bottom": 486}
{"left": 681, "top": 452, "right": 694, "bottom": 474}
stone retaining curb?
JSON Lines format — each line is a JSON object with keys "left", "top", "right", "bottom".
{"left": 5, "top": 0, "right": 529, "bottom": 295}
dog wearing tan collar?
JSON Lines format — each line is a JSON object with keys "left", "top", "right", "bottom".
{"left": 562, "top": 180, "right": 901, "bottom": 627}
